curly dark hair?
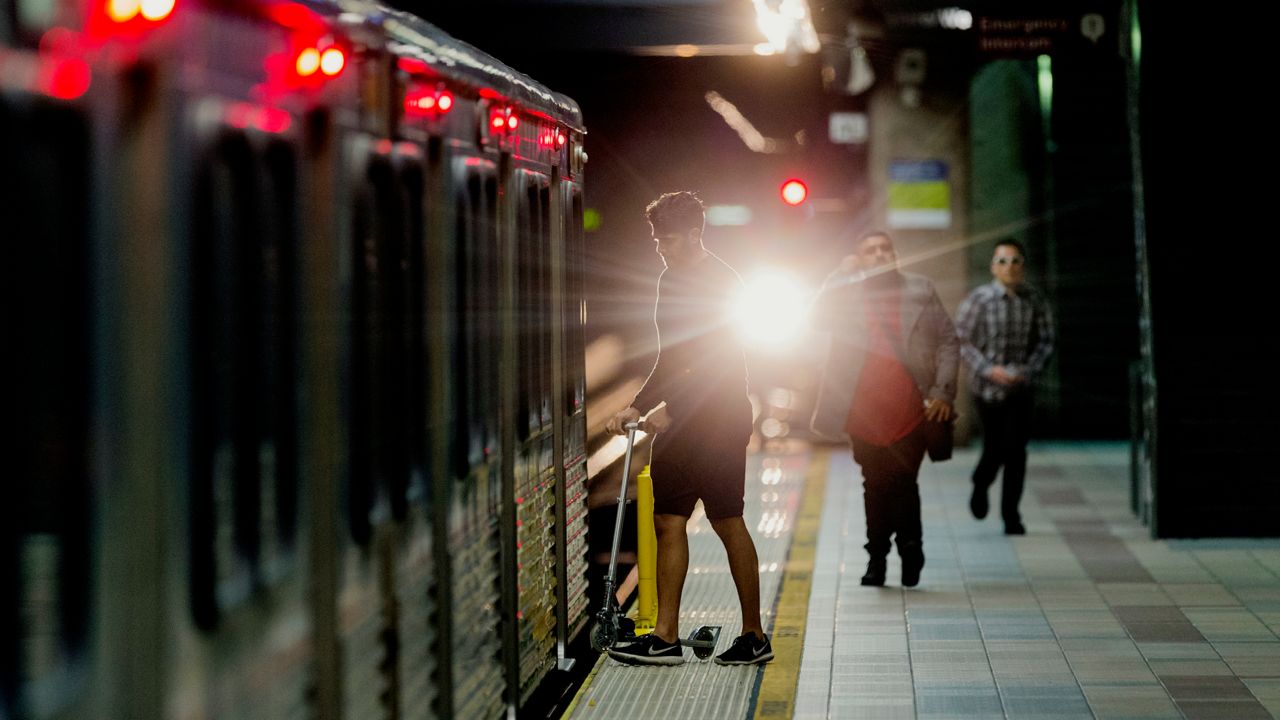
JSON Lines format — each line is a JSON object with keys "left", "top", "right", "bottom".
{"left": 645, "top": 191, "right": 705, "bottom": 236}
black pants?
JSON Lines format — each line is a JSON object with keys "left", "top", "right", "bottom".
{"left": 850, "top": 426, "right": 927, "bottom": 558}
{"left": 973, "top": 391, "right": 1034, "bottom": 523}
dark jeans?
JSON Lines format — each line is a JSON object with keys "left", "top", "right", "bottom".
{"left": 850, "top": 425, "right": 927, "bottom": 558}
{"left": 973, "top": 391, "right": 1034, "bottom": 523}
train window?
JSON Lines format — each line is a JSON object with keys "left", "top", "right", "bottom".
{"left": 566, "top": 191, "right": 587, "bottom": 414}
{"left": 260, "top": 141, "right": 300, "bottom": 559}
{"left": 448, "top": 186, "right": 475, "bottom": 479}
{"left": 537, "top": 184, "right": 553, "bottom": 428}
{"left": 398, "top": 160, "right": 428, "bottom": 508}
{"left": 347, "top": 152, "right": 418, "bottom": 536}
{"left": 190, "top": 130, "right": 301, "bottom": 625}
{"left": 478, "top": 174, "right": 500, "bottom": 456}
{"left": 372, "top": 157, "right": 411, "bottom": 523}
{"left": 1, "top": 98, "right": 92, "bottom": 713}
{"left": 518, "top": 181, "right": 543, "bottom": 439}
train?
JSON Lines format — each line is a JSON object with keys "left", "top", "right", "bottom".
{"left": 1, "top": 0, "right": 591, "bottom": 717}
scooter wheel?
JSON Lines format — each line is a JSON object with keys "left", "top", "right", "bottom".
{"left": 590, "top": 622, "right": 614, "bottom": 653}
{"left": 693, "top": 627, "right": 716, "bottom": 659}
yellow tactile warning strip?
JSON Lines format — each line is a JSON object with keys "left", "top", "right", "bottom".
{"left": 562, "top": 651, "right": 609, "bottom": 718}
{"left": 751, "top": 452, "right": 828, "bottom": 719}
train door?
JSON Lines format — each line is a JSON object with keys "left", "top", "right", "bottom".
{"left": 0, "top": 92, "right": 93, "bottom": 720}
{"left": 184, "top": 124, "right": 309, "bottom": 720}
{"left": 337, "top": 135, "right": 438, "bottom": 720}
{"left": 439, "top": 155, "right": 505, "bottom": 720}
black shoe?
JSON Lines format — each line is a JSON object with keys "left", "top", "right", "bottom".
{"left": 607, "top": 633, "right": 684, "bottom": 666}
{"left": 713, "top": 633, "right": 773, "bottom": 665}
{"left": 900, "top": 547, "right": 925, "bottom": 588}
{"left": 860, "top": 556, "right": 887, "bottom": 586}
{"left": 970, "top": 483, "right": 989, "bottom": 519}
{"left": 1004, "top": 520, "right": 1026, "bottom": 535}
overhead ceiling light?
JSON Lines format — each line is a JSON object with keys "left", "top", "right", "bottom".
{"left": 751, "top": 0, "right": 820, "bottom": 56}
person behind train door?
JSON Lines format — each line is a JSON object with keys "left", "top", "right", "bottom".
{"left": 603, "top": 191, "right": 771, "bottom": 667}
{"left": 955, "top": 239, "right": 1055, "bottom": 535}
{"left": 810, "top": 231, "right": 959, "bottom": 587}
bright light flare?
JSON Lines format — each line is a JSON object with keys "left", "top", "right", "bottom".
{"left": 733, "top": 269, "right": 810, "bottom": 352}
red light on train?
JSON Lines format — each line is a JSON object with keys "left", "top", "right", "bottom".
{"left": 489, "top": 107, "right": 519, "bottom": 135}
{"left": 319, "top": 47, "right": 344, "bottom": 76}
{"left": 295, "top": 47, "right": 320, "bottom": 77}
{"left": 405, "top": 85, "right": 453, "bottom": 118}
{"left": 139, "top": 0, "right": 174, "bottom": 21}
{"left": 104, "top": 0, "right": 173, "bottom": 24}
{"left": 780, "top": 178, "right": 808, "bottom": 206}
{"left": 45, "top": 57, "right": 92, "bottom": 100}
{"left": 405, "top": 89, "right": 453, "bottom": 117}
{"left": 397, "top": 57, "right": 429, "bottom": 75}
{"left": 556, "top": 131, "right": 566, "bottom": 147}
{"left": 256, "top": 106, "right": 292, "bottom": 133}
{"left": 106, "top": 0, "right": 139, "bottom": 22}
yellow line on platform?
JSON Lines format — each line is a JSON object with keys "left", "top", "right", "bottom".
{"left": 753, "top": 451, "right": 829, "bottom": 719}
{"left": 562, "top": 650, "right": 607, "bottom": 718}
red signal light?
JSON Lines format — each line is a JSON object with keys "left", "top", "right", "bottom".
{"left": 506, "top": 114, "right": 519, "bottom": 130}
{"left": 491, "top": 115, "right": 506, "bottom": 130}
{"left": 437, "top": 92, "right": 453, "bottom": 111}
{"left": 780, "top": 179, "right": 808, "bottom": 206}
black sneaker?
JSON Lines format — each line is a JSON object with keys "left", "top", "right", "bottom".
{"left": 1004, "top": 520, "right": 1026, "bottom": 535}
{"left": 607, "top": 633, "right": 684, "bottom": 666}
{"left": 713, "top": 633, "right": 773, "bottom": 666}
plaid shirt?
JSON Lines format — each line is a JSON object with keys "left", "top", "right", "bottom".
{"left": 955, "top": 281, "right": 1055, "bottom": 403}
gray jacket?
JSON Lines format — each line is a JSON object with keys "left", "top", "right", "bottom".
{"left": 809, "top": 270, "right": 959, "bottom": 440}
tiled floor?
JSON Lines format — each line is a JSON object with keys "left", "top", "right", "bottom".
{"left": 797, "top": 442, "right": 1280, "bottom": 720}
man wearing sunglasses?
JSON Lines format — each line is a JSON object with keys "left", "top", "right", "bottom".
{"left": 955, "top": 239, "right": 1056, "bottom": 535}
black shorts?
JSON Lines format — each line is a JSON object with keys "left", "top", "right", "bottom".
{"left": 649, "top": 430, "right": 749, "bottom": 521}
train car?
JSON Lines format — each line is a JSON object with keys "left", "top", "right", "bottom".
{"left": 1, "top": 0, "right": 590, "bottom": 716}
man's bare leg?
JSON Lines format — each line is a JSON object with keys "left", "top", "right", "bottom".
{"left": 710, "top": 516, "right": 764, "bottom": 639}
{"left": 653, "top": 513, "right": 689, "bottom": 644}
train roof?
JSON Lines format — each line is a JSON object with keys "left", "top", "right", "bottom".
{"left": 324, "top": 0, "right": 584, "bottom": 132}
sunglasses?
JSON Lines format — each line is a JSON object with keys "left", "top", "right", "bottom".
{"left": 995, "top": 256, "right": 1025, "bottom": 266}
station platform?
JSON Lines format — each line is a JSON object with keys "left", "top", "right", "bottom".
{"left": 566, "top": 442, "right": 1280, "bottom": 720}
